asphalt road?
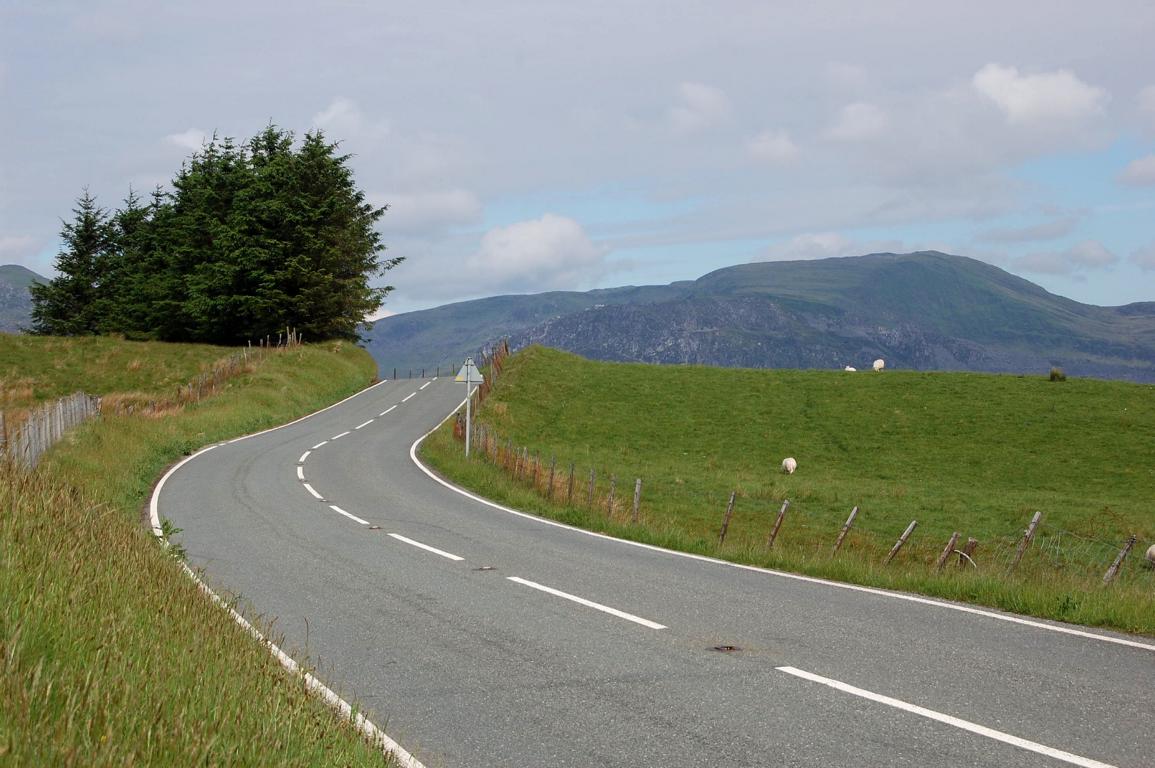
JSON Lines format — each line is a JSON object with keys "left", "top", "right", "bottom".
{"left": 158, "top": 376, "right": 1155, "bottom": 768}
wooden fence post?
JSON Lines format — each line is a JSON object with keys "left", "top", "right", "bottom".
{"left": 718, "top": 491, "right": 737, "bottom": 545}
{"left": 567, "top": 462, "right": 575, "bottom": 505}
{"left": 607, "top": 475, "right": 617, "bottom": 517}
{"left": 547, "top": 456, "right": 556, "bottom": 500}
{"left": 1103, "top": 535, "right": 1137, "bottom": 585}
{"left": 884, "top": 520, "right": 918, "bottom": 564}
{"left": 587, "top": 468, "right": 596, "bottom": 508}
{"left": 632, "top": 478, "right": 642, "bottom": 524}
{"left": 958, "top": 537, "right": 978, "bottom": 568}
{"left": 832, "top": 506, "right": 859, "bottom": 554}
{"left": 766, "top": 500, "right": 790, "bottom": 549}
{"left": 935, "top": 532, "right": 961, "bottom": 572}
{"left": 1009, "top": 511, "right": 1042, "bottom": 572}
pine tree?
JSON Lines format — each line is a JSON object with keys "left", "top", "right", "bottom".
{"left": 29, "top": 190, "right": 115, "bottom": 335}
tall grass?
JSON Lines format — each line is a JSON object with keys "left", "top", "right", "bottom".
{"left": 1, "top": 339, "right": 400, "bottom": 766}
{"left": 420, "top": 346, "right": 1155, "bottom": 636}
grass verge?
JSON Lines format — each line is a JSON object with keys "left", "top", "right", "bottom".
{"left": 420, "top": 346, "right": 1155, "bottom": 637}
{"left": 1, "top": 338, "right": 401, "bottom": 766}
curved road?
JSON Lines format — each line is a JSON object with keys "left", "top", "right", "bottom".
{"left": 159, "top": 377, "right": 1154, "bottom": 767}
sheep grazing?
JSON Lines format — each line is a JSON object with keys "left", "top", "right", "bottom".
{"left": 873, "top": 358, "right": 885, "bottom": 372}
{"left": 781, "top": 457, "right": 797, "bottom": 474}
{"left": 843, "top": 366, "right": 856, "bottom": 372}
{"left": 1146, "top": 544, "right": 1155, "bottom": 568}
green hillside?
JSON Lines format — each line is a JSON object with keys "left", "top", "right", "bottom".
{"left": 1, "top": 336, "right": 396, "bottom": 765}
{"left": 422, "top": 346, "right": 1155, "bottom": 635}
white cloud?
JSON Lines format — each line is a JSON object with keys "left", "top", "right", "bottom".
{"left": 372, "top": 189, "right": 482, "bottom": 235}
{"left": 1118, "top": 154, "right": 1155, "bottom": 186}
{"left": 1016, "top": 240, "right": 1117, "bottom": 275}
{"left": 759, "top": 231, "right": 908, "bottom": 261}
{"left": 668, "top": 82, "right": 732, "bottom": 134}
{"left": 165, "top": 128, "right": 208, "bottom": 151}
{"left": 1138, "top": 85, "right": 1155, "bottom": 126}
{"left": 311, "top": 97, "right": 390, "bottom": 140}
{"left": 1131, "top": 243, "right": 1155, "bottom": 271}
{"left": 972, "top": 64, "right": 1107, "bottom": 124}
{"left": 825, "top": 62, "right": 869, "bottom": 93}
{"left": 466, "top": 214, "right": 608, "bottom": 292}
{"left": 0, "top": 235, "right": 40, "bottom": 267}
{"left": 975, "top": 217, "right": 1077, "bottom": 243}
{"left": 365, "top": 307, "right": 396, "bottom": 322}
{"left": 826, "top": 102, "right": 888, "bottom": 141}
{"left": 747, "top": 130, "right": 799, "bottom": 165}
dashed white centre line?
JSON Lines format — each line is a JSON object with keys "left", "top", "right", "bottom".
{"left": 388, "top": 533, "right": 464, "bottom": 561}
{"left": 331, "top": 431, "right": 351, "bottom": 440}
{"left": 506, "top": 577, "right": 667, "bottom": 630}
{"left": 355, "top": 419, "right": 374, "bottom": 430}
{"left": 296, "top": 466, "right": 305, "bottom": 481}
{"left": 329, "top": 505, "right": 370, "bottom": 525}
{"left": 401, "top": 392, "right": 417, "bottom": 402}
{"left": 419, "top": 381, "right": 431, "bottom": 390}
{"left": 302, "top": 483, "right": 323, "bottom": 500}
{"left": 775, "top": 666, "right": 1117, "bottom": 768}
{"left": 298, "top": 450, "right": 311, "bottom": 463}
{"left": 379, "top": 405, "right": 397, "bottom": 417}
{"left": 311, "top": 440, "right": 328, "bottom": 450}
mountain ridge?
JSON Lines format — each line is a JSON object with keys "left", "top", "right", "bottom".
{"left": 364, "top": 251, "right": 1155, "bottom": 382}
{"left": 0, "top": 265, "right": 46, "bottom": 333}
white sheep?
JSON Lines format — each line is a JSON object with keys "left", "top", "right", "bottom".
{"left": 781, "top": 457, "right": 797, "bottom": 474}
{"left": 873, "top": 358, "right": 885, "bottom": 372}
{"left": 1146, "top": 544, "right": 1155, "bottom": 568}
{"left": 843, "top": 365, "right": 856, "bottom": 372}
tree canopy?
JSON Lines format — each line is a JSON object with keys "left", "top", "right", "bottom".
{"left": 30, "top": 126, "right": 400, "bottom": 344}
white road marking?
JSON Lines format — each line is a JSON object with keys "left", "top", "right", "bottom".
{"left": 408, "top": 399, "right": 1155, "bottom": 654}
{"left": 379, "top": 405, "right": 398, "bottom": 417}
{"left": 387, "top": 533, "right": 465, "bottom": 561}
{"left": 419, "top": 381, "right": 431, "bottom": 390}
{"left": 296, "top": 466, "right": 305, "bottom": 481}
{"left": 148, "top": 377, "right": 423, "bottom": 767}
{"left": 355, "top": 419, "right": 374, "bottom": 430}
{"left": 401, "top": 392, "right": 417, "bottom": 402}
{"left": 298, "top": 450, "right": 311, "bottom": 463}
{"left": 302, "top": 483, "right": 323, "bottom": 500}
{"left": 506, "top": 576, "right": 667, "bottom": 630}
{"left": 776, "top": 666, "right": 1117, "bottom": 768}
{"left": 311, "top": 440, "right": 328, "bottom": 450}
{"left": 330, "top": 505, "right": 370, "bottom": 525}
{"left": 331, "top": 430, "right": 351, "bottom": 440}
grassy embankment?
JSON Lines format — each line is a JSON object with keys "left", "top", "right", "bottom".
{"left": 421, "top": 346, "right": 1155, "bottom": 636}
{"left": 0, "top": 334, "right": 399, "bottom": 766}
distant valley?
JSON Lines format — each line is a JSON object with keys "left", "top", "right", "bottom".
{"left": 364, "top": 251, "right": 1155, "bottom": 383}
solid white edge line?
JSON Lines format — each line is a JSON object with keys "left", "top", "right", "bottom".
{"left": 407, "top": 397, "right": 1155, "bottom": 654}
{"left": 148, "top": 376, "right": 424, "bottom": 768}
{"left": 330, "top": 505, "right": 370, "bottom": 526}
{"left": 302, "top": 483, "right": 323, "bottom": 500}
{"left": 388, "top": 533, "right": 464, "bottom": 561}
{"left": 299, "top": 450, "right": 311, "bottom": 463}
{"left": 419, "top": 381, "right": 431, "bottom": 390}
{"left": 296, "top": 466, "right": 305, "bottom": 481}
{"left": 355, "top": 419, "right": 374, "bottom": 430}
{"left": 776, "top": 666, "right": 1117, "bottom": 768}
{"left": 507, "top": 576, "right": 667, "bottom": 630}
{"left": 311, "top": 440, "right": 329, "bottom": 450}
{"left": 401, "top": 392, "right": 416, "bottom": 402}
{"left": 379, "top": 405, "right": 398, "bottom": 416}
{"left": 331, "top": 430, "right": 351, "bottom": 440}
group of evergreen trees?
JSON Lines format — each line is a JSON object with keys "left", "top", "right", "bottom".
{"left": 30, "top": 126, "right": 400, "bottom": 344}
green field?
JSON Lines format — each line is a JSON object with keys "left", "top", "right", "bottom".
{"left": 0, "top": 336, "right": 397, "bottom": 766}
{"left": 421, "top": 346, "right": 1155, "bottom": 635}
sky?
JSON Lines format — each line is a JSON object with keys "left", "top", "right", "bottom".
{"left": 2, "top": 1, "right": 1154, "bottom": 316}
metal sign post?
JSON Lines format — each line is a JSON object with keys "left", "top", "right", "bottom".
{"left": 455, "top": 357, "right": 484, "bottom": 457}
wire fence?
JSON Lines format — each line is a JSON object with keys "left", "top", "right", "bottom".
{"left": 450, "top": 340, "right": 1153, "bottom": 589}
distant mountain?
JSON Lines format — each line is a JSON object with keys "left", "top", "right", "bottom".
{"left": 363, "top": 252, "right": 1155, "bottom": 382}
{"left": 0, "top": 265, "right": 45, "bottom": 333}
